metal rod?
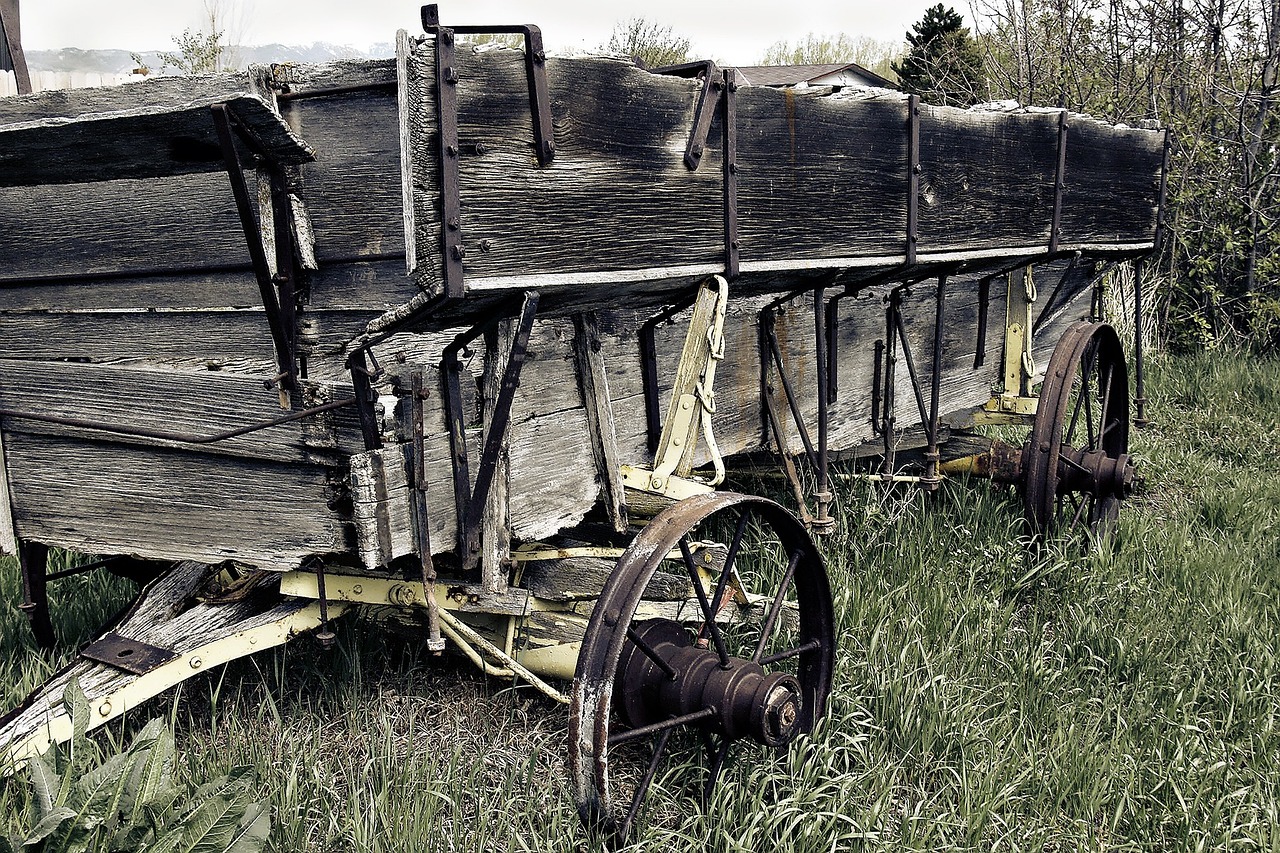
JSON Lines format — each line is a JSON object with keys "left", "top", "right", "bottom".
{"left": 17, "top": 542, "right": 53, "bottom": 649}
{"left": 0, "top": 397, "right": 354, "bottom": 446}
{"left": 1133, "top": 259, "right": 1149, "bottom": 428}
{"left": 813, "top": 286, "right": 833, "bottom": 526}
{"left": 625, "top": 627, "right": 679, "bottom": 681}
{"left": 276, "top": 82, "right": 398, "bottom": 102}
{"left": 681, "top": 538, "right": 731, "bottom": 668}
{"left": 752, "top": 549, "right": 803, "bottom": 663}
{"left": 759, "top": 638, "right": 823, "bottom": 666}
{"left": 698, "top": 512, "right": 750, "bottom": 647}
{"left": 890, "top": 294, "right": 932, "bottom": 429}
{"left": 880, "top": 298, "right": 898, "bottom": 475}
{"left": 764, "top": 309, "right": 817, "bottom": 468}
{"left": 44, "top": 556, "right": 126, "bottom": 582}
{"left": 607, "top": 707, "right": 718, "bottom": 747}
{"left": 463, "top": 291, "right": 541, "bottom": 563}
{"left": 620, "top": 728, "right": 673, "bottom": 841}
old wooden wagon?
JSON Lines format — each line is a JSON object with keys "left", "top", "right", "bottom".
{"left": 0, "top": 5, "right": 1165, "bottom": 839}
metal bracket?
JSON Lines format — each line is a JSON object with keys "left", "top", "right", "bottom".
{"left": 422, "top": 4, "right": 555, "bottom": 166}
{"left": 81, "top": 633, "right": 179, "bottom": 676}
{"left": 653, "top": 60, "right": 722, "bottom": 170}
{"left": 440, "top": 292, "right": 540, "bottom": 569}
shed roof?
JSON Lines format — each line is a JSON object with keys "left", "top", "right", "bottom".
{"left": 733, "top": 62, "right": 896, "bottom": 89}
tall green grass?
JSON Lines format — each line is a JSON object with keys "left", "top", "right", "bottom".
{"left": 3, "top": 349, "right": 1279, "bottom": 851}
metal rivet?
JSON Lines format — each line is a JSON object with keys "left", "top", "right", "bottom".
{"left": 189, "top": 657, "right": 203, "bottom": 669}
{"left": 446, "top": 144, "right": 458, "bottom": 157}
{"left": 98, "top": 700, "right": 111, "bottom": 717}
{"left": 443, "top": 66, "right": 458, "bottom": 84}
{"left": 352, "top": 584, "right": 363, "bottom": 595}
{"left": 451, "top": 245, "right": 466, "bottom": 260}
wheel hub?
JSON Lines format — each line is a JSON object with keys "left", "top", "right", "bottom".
{"left": 617, "top": 620, "right": 805, "bottom": 747}
{"left": 1057, "top": 445, "right": 1136, "bottom": 499}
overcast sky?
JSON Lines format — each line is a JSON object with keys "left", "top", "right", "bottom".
{"left": 19, "top": 1, "right": 949, "bottom": 65}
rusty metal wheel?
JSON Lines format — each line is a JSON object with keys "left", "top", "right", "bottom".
{"left": 568, "top": 492, "right": 834, "bottom": 841}
{"left": 1024, "top": 321, "right": 1136, "bottom": 544}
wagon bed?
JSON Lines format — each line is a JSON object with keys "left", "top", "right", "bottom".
{"left": 0, "top": 6, "right": 1165, "bottom": 840}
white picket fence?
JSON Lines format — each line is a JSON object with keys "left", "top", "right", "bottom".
{"left": 1, "top": 69, "right": 139, "bottom": 96}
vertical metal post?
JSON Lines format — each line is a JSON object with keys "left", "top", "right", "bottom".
{"left": 880, "top": 294, "right": 900, "bottom": 477}
{"left": 1050, "top": 111, "right": 1069, "bottom": 255}
{"left": 18, "top": 541, "right": 54, "bottom": 649}
{"left": 922, "top": 276, "right": 947, "bottom": 491}
{"left": 722, "top": 68, "right": 740, "bottom": 280}
{"left": 348, "top": 350, "right": 383, "bottom": 451}
{"left": 410, "top": 372, "right": 444, "bottom": 651}
{"left": 906, "top": 95, "right": 920, "bottom": 266}
{"left": 1133, "top": 259, "right": 1149, "bottom": 428}
{"left": 813, "top": 287, "right": 833, "bottom": 530}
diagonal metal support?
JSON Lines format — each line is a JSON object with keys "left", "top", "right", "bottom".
{"left": 440, "top": 292, "right": 540, "bottom": 569}
{"left": 211, "top": 103, "right": 299, "bottom": 400}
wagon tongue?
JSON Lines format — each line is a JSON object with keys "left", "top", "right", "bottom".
{"left": 0, "top": 562, "right": 340, "bottom": 771}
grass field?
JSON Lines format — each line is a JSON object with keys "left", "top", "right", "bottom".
{"left": 2, "top": 348, "right": 1279, "bottom": 852}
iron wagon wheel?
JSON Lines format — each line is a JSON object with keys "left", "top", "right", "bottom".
{"left": 568, "top": 492, "right": 835, "bottom": 841}
{"left": 1023, "top": 321, "right": 1136, "bottom": 545}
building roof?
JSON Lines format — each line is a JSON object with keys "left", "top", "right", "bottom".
{"left": 733, "top": 62, "right": 896, "bottom": 90}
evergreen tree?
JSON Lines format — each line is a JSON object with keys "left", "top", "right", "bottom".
{"left": 892, "top": 4, "right": 984, "bottom": 106}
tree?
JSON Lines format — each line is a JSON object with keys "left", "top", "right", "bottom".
{"left": 603, "top": 18, "right": 691, "bottom": 69}
{"left": 760, "top": 33, "right": 902, "bottom": 80}
{"left": 892, "top": 4, "right": 984, "bottom": 105}
{"left": 158, "top": 27, "right": 222, "bottom": 75}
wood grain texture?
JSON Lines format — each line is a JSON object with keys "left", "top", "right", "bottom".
{"left": 917, "top": 105, "right": 1057, "bottom": 253}
{"left": 3, "top": 433, "right": 348, "bottom": 567}
{"left": 0, "top": 359, "right": 361, "bottom": 464}
{"left": 0, "top": 94, "right": 313, "bottom": 187}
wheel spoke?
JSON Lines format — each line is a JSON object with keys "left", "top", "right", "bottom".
{"left": 1059, "top": 452, "right": 1090, "bottom": 475}
{"left": 759, "top": 638, "right": 822, "bottom": 666}
{"left": 701, "top": 732, "right": 733, "bottom": 807}
{"left": 681, "top": 538, "right": 731, "bottom": 667}
{"left": 1081, "top": 369, "right": 1096, "bottom": 449}
{"left": 1095, "top": 363, "right": 1115, "bottom": 452}
{"left": 752, "top": 548, "right": 803, "bottom": 663}
{"left": 1070, "top": 493, "right": 1091, "bottom": 530}
{"left": 619, "top": 727, "right": 673, "bottom": 841}
{"left": 698, "top": 511, "right": 751, "bottom": 648}
{"left": 608, "top": 707, "right": 717, "bottom": 747}
{"left": 626, "top": 626, "right": 678, "bottom": 681}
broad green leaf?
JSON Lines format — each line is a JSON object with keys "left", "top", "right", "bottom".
{"left": 27, "top": 753, "right": 62, "bottom": 818}
{"left": 22, "top": 807, "right": 76, "bottom": 846}
{"left": 220, "top": 802, "right": 269, "bottom": 853}
{"left": 148, "top": 794, "right": 245, "bottom": 853}
{"left": 120, "top": 721, "right": 175, "bottom": 839}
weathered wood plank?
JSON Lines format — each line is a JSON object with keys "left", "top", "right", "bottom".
{"left": 0, "top": 426, "right": 17, "bottom": 555}
{"left": 917, "top": 105, "right": 1057, "bottom": 253}
{"left": 3, "top": 433, "right": 347, "bottom": 567}
{"left": 0, "top": 359, "right": 362, "bottom": 464}
{"left": 0, "top": 94, "right": 313, "bottom": 187}
{"left": 573, "top": 312, "right": 627, "bottom": 531}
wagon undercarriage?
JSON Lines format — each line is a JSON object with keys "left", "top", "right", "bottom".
{"left": 0, "top": 4, "right": 1165, "bottom": 841}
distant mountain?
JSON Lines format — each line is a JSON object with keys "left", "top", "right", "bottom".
{"left": 25, "top": 42, "right": 395, "bottom": 75}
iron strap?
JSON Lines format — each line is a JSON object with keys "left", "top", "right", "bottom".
{"left": 906, "top": 95, "right": 920, "bottom": 265}
{"left": 1050, "top": 111, "right": 1069, "bottom": 254}
{"left": 723, "top": 69, "right": 740, "bottom": 279}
